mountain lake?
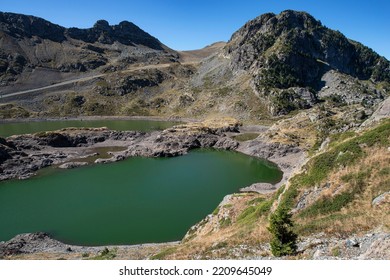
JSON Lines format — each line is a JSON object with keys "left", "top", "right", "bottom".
{"left": 0, "top": 120, "right": 282, "bottom": 245}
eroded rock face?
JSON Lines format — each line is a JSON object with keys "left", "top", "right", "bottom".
{"left": 125, "top": 120, "right": 240, "bottom": 158}
{"left": 0, "top": 137, "right": 17, "bottom": 164}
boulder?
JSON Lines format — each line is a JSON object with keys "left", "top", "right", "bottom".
{"left": 240, "top": 182, "right": 276, "bottom": 193}
{"left": 58, "top": 162, "right": 88, "bottom": 169}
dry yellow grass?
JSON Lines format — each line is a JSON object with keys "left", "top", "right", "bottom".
{"left": 266, "top": 111, "right": 317, "bottom": 149}
{"left": 165, "top": 117, "right": 241, "bottom": 135}
{"left": 295, "top": 146, "right": 390, "bottom": 236}
{"left": 164, "top": 125, "right": 390, "bottom": 259}
{"left": 157, "top": 193, "right": 275, "bottom": 259}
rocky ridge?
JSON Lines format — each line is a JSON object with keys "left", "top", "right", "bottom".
{"left": 0, "top": 11, "right": 178, "bottom": 88}
{"left": 2, "top": 10, "right": 389, "bottom": 121}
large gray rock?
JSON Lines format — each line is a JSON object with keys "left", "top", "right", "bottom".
{"left": 58, "top": 162, "right": 88, "bottom": 169}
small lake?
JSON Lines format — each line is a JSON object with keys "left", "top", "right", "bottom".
{"left": 0, "top": 149, "right": 282, "bottom": 246}
{"left": 0, "top": 119, "right": 180, "bottom": 138}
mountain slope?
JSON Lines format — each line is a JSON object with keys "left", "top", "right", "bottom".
{"left": 1, "top": 10, "right": 389, "bottom": 123}
{"left": 0, "top": 12, "right": 178, "bottom": 88}
{"left": 186, "top": 10, "right": 390, "bottom": 117}
{"left": 145, "top": 114, "right": 390, "bottom": 260}
{"left": 226, "top": 10, "right": 389, "bottom": 82}
{"left": 1, "top": 10, "right": 389, "bottom": 260}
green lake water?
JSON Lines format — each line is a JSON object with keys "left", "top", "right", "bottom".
{"left": 0, "top": 149, "right": 282, "bottom": 246}
{"left": 0, "top": 119, "right": 180, "bottom": 138}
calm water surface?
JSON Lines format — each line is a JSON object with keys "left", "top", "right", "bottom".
{"left": 0, "top": 149, "right": 282, "bottom": 245}
{"left": 0, "top": 119, "right": 180, "bottom": 137}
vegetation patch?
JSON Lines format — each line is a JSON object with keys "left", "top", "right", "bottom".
{"left": 295, "top": 213, "right": 352, "bottom": 235}
{"left": 329, "top": 131, "right": 356, "bottom": 146}
{"left": 212, "top": 206, "right": 220, "bottom": 216}
{"left": 89, "top": 247, "right": 117, "bottom": 260}
{"left": 246, "top": 196, "right": 266, "bottom": 206}
{"left": 299, "top": 190, "right": 357, "bottom": 218}
{"left": 294, "top": 120, "right": 390, "bottom": 188}
{"left": 233, "top": 133, "right": 259, "bottom": 142}
{"left": 219, "top": 217, "right": 232, "bottom": 228}
{"left": 238, "top": 199, "right": 273, "bottom": 225}
{"left": 279, "top": 185, "right": 299, "bottom": 210}
{"left": 0, "top": 104, "right": 31, "bottom": 119}
{"left": 379, "top": 167, "right": 390, "bottom": 176}
{"left": 268, "top": 206, "right": 298, "bottom": 257}
{"left": 150, "top": 247, "right": 177, "bottom": 260}
{"left": 276, "top": 120, "right": 390, "bottom": 237}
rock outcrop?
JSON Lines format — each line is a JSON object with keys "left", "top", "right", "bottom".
{"left": 0, "top": 232, "right": 65, "bottom": 257}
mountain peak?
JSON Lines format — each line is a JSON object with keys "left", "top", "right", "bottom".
{"left": 0, "top": 12, "right": 164, "bottom": 50}
{"left": 66, "top": 19, "right": 163, "bottom": 49}
{"left": 93, "top": 19, "right": 110, "bottom": 30}
{"left": 222, "top": 10, "right": 390, "bottom": 115}
{"left": 226, "top": 10, "right": 389, "bottom": 84}
{"left": 0, "top": 12, "right": 66, "bottom": 42}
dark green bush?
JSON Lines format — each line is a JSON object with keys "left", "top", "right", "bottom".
{"left": 268, "top": 206, "right": 298, "bottom": 257}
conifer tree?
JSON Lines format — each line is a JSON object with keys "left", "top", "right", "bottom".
{"left": 268, "top": 206, "right": 298, "bottom": 257}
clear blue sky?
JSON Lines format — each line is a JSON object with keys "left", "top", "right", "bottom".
{"left": 1, "top": 0, "right": 389, "bottom": 59}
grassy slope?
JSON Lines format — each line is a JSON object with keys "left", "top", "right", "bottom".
{"left": 151, "top": 119, "right": 390, "bottom": 259}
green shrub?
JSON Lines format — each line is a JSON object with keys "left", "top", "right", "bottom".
{"left": 299, "top": 171, "right": 368, "bottom": 218}
{"left": 219, "top": 217, "right": 232, "bottom": 228}
{"left": 299, "top": 191, "right": 356, "bottom": 218}
{"left": 268, "top": 206, "right": 298, "bottom": 257}
{"left": 90, "top": 247, "right": 116, "bottom": 260}
{"left": 212, "top": 207, "right": 220, "bottom": 216}
{"left": 279, "top": 186, "right": 299, "bottom": 209}
{"left": 237, "top": 200, "right": 273, "bottom": 225}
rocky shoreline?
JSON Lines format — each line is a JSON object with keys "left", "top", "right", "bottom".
{"left": 0, "top": 232, "right": 179, "bottom": 260}
{"left": 0, "top": 117, "right": 306, "bottom": 259}
{"left": 0, "top": 118, "right": 243, "bottom": 181}
{"left": 0, "top": 118, "right": 303, "bottom": 183}
{"left": 2, "top": 230, "right": 388, "bottom": 260}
